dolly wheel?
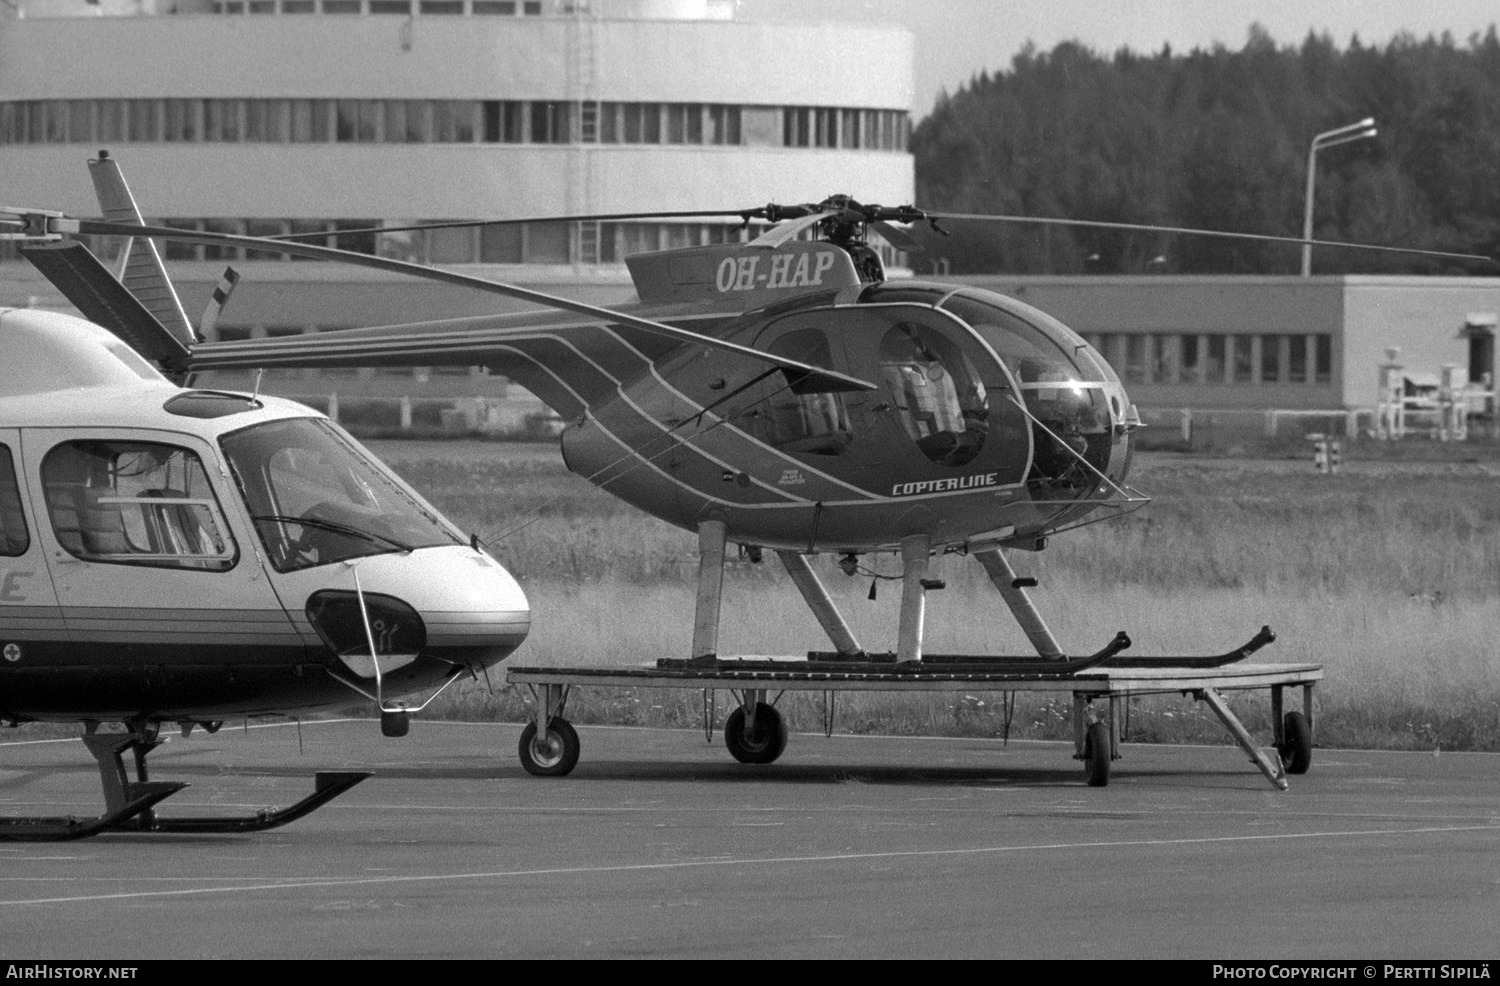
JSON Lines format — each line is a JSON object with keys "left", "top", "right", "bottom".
{"left": 1278, "top": 711, "right": 1313, "bottom": 775}
{"left": 724, "top": 703, "right": 788, "bottom": 765}
{"left": 519, "top": 718, "right": 580, "bottom": 777}
{"left": 1084, "top": 721, "right": 1111, "bottom": 787}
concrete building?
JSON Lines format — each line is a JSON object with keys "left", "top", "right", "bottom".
{"left": 957, "top": 274, "right": 1500, "bottom": 418}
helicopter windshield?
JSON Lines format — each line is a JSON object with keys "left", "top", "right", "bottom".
{"left": 940, "top": 291, "right": 1115, "bottom": 495}
{"left": 220, "top": 418, "right": 462, "bottom": 573}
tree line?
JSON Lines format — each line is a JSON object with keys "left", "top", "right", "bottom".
{"left": 909, "top": 25, "right": 1500, "bottom": 276}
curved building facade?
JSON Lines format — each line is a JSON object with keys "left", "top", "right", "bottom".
{"left": 0, "top": 0, "right": 915, "bottom": 271}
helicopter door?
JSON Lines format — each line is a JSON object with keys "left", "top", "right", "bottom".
{"left": 754, "top": 306, "right": 1029, "bottom": 495}
{"left": 21, "top": 429, "right": 303, "bottom": 670}
{"left": 0, "top": 430, "right": 65, "bottom": 667}
{"left": 741, "top": 323, "right": 855, "bottom": 458}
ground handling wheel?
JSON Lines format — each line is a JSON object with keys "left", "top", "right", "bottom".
{"left": 518, "top": 717, "right": 581, "bottom": 777}
{"left": 1278, "top": 711, "right": 1313, "bottom": 775}
{"left": 1084, "top": 720, "right": 1111, "bottom": 787}
{"left": 724, "top": 702, "right": 788, "bottom": 765}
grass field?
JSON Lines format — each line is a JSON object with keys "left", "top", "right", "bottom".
{"left": 368, "top": 438, "right": 1500, "bottom": 752}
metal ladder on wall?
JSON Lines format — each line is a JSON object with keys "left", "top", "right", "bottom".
{"left": 568, "top": 1, "right": 601, "bottom": 266}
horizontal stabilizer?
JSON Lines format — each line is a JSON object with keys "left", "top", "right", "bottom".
{"left": 21, "top": 241, "right": 191, "bottom": 369}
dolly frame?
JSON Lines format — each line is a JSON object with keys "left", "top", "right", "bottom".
{"left": 507, "top": 661, "right": 1323, "bottom": 789}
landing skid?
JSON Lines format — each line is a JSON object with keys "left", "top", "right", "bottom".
{"left": 665, "top": 631, "right": 1133, "bottom": 676}
{"left": 0, "top": 728, "right": 370, "bottom": 841}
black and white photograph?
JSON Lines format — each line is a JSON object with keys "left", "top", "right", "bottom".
{"left": 0, "top": 0, "right": 1497, "bottom": 963}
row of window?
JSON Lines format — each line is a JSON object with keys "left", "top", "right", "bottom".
{"left": 0, "top": 100, "right": 911, "bottom": 152}
{"left": 1085, "top": 333, "right": 1335, "bottom": 386}
{"left": 205, "top": 0, "right": 544, "bottom": 12}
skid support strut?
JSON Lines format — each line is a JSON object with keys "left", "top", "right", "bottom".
{"left": 778, "top": 550, "right": 862, "bottom": 657}
{"left": 973, "top": 547, "right": 1064, "bottom": 660}
{"left": 691, "top": 519, "right": 728, "bottom": 662}
{"left": 897, "top": 534, "right": 932, "bottom": 663}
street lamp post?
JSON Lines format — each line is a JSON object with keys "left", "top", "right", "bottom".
{"left": 1302, "top": 117, "right": 1377, "bottom": 276}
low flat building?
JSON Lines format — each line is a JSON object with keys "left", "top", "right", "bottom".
{"left": 956, "top": 274, "right": 1500, "bottom": 413}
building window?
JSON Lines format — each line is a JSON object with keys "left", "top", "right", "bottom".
{"left": 290, "top": 100, "right": 332, "bottom": 142}
{"left": 1179, "top": 334, "right": 1200, "bottom": 383}
{"left": 621, "top": 103, "right": 659, "bottom": 144}
{"left": 483, "top": 100, "right": 524, "bottom": 142}
{"left": 708, "top": 104, "right": 740, "bottom": 145}
{"left": 1203, "top": 335, "right": 1225, "bottom": 383}
{"left": 1232, "top": 336, "right": 1253, "bottom": 383}
{"left": 67, "top": 100, "right": 93, "bottom": 144}
{"left": 335, "top": 100, "right": 379, "bottom": 142}
{"left": 203, "top": 99, "right": 241, "bottom": 142}
{"left": 419, "top": 0, "right": 464, "bottom": 12}
{"left": 525, "top": 222, "right": 571, "bottom": 264}
{"left": 97, "top": 100, "right": 127, "bottom": 143}
{"left": 1153, "top": 333, "right": 1178, "bottom": 384}
{"left": 1260, "top": 334, "right": 1281, "bottom": 383}
{"left": 784, "top": 106, "right": 810, "bottom": 147}
{"left": 481, "top": 224, "right": 524, "bottom": 263}
{"left": 428, "top": 224, "right": 477, "bottom": 264}
{"left": 129, "top": 99, "right": 161, "bottom": 142}
{"left": 1288, "top": 335, "right": 1308, "bottom": 384}
{"left": 163, "top": 99, "right": 198, "bottom": 143}
{"left": 473, "top": 1, "right": 518, "bottom": 12}
{"left": 1124, "top": 334, "right": 1146, "bottom": 385}
{"left": 529, "top": 101, "right": 571, "bottom": 144}
{"left": 1315, "top": 334, "right": 1332, "bottom": 385}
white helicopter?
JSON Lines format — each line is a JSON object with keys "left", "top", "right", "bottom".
{"left": 0, "top": 156, "right": 543, "bottom": 838}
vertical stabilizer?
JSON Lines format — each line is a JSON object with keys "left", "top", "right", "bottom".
{"left": 88, "top": 153, "right": 198, "bottom": 346}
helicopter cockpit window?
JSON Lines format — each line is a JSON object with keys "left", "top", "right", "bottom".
{"left": 41, "top": 441, "right": 236, "bottom": 571}
{"left": 940, "top": 293, "right": 1110, "bottom": 428}
{"left": 220, "top": 417, "right": 463, "bottom": 573}
{"left": 742, "top": 329, "right": 852, "bottom": 456}
{"left": 880, "top": 322, "right": 990, "bottom": 467}
{"left": 0, "top": 444, "right": 29, "bottom": 557}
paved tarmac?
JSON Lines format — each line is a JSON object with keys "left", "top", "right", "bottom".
{"left": 0, "top": 719, "right": 1496, "bottom": 960}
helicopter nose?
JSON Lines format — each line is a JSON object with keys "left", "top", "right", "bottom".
{"left": 327, "top": 547, "right": 531, "bottom": 667}
{"left": 420, "top": 549, "right": 531, "bottom": 665}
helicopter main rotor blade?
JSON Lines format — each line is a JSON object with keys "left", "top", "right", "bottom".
{"left": 746, "top": 211, "right": 840, "bottom": 249}
{"left": 922, "top": 211, "right": 1497, "bottom": 267}
{"left": 58, "top": 218, "right": 876, "bottom": 394}
{"left": 274, "top": 210, "right": 759, "bottom": 242}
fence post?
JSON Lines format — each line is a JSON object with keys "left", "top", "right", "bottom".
{"left": 327, "top": 391, "right": 339, "bottom": 423}
{"left": 1180, "top": 408, "right": 1192, "bottom": 443}
{"left": 400, "top": 395, "right": 413, "bottom": 431}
